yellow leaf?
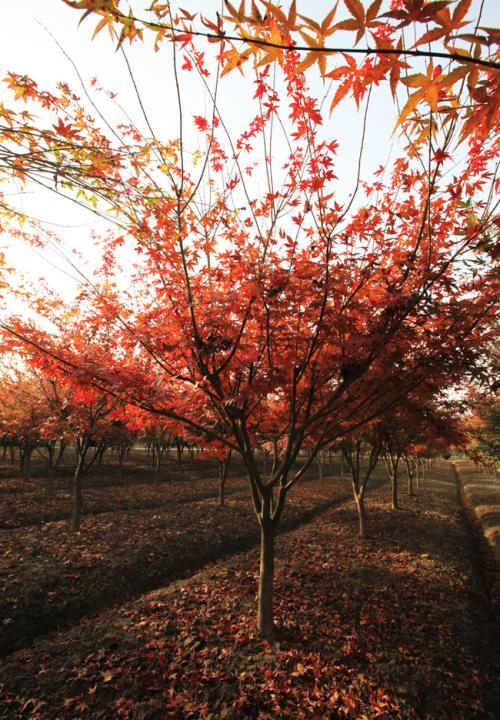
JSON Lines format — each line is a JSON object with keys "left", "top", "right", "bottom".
{"left": 318, "top": 52, "right": 327, "bottom": 76}
{"left": 91, "top": 15, "right": 113, "bottom": 41}
{"left": 221, "top": 48, "right": 250, "bottom": 76}
{"left": 401, "top": 73, "right": 427, "bottom": 88}
{"left": 269, "top": 19, "right": 283, "bottom": 46}
{"left": 395, "top": 87, "right": 426, "bottom": 128}
{"left": 439, "top": 65, "right": 469, "bottom": 90}
{"left": 296, "top": 51, "right": 321, "bottom": 74}
{"left": 255, "top": 49, "right": 281, "bottom": 69}
{"left": 251, "top": 0, "right": 263, "bottom": 23}
{"left": 445, "top": 44, "right": 471, "bottom": 59}
{"left": 321, "top": 2, "right": 339, "bottom": 32}
{"left": 266, "top": 3, "right": 288, "bottom": 27}
{"left": 224, "top": 1, "right": 240, "bottom": 21}
{"left": 414, "top": 27, "right": 445, "bottom": 47}
{"left": 298, "top": 12, "right": 320, "bottom": 32}
{"left": 298, "top": 30, "right": 319, "bottom": 48}
{"left": 426, "top": 83, "right": 439, "bottom": 111}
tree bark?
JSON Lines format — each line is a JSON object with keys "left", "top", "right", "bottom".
{"left": 154, "top": 455, "right": 160, "bottom": 487}
{"left": 391, "top": 470, "right": 398, "bottom": 510}
{"left": 405, "top": 457, "right": 415, "bottom": 496}
{"left": 176, "top": 441, "right": 183, "bottom": 467}
{"left": 218, "top": 462, "right": 226, "bottom": 506}
{"left": 21, "top": 445, "right": 33, "bottom": 482}
{"left": 71, "top": 454, "right": 84, "bottom": 532}
{"left": 257, "top": 522, "right": 275, "bottom": 637}
{"left": 218, "top": 451, "right": 231, "bottom": 506}
{"left": 407, "top": 469, "right": 414, "bottom": 496}
{"left": 56, "top": 439, "right": 66, "bottom": 466}
{"left": 356, "top": 494, "right": 367, "bottom": 539}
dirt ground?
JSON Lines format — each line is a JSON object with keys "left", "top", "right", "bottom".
{"left": 0, "top": 461, "right": 498, "bottom": 719}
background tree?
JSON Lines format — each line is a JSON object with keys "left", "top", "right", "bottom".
{"left": 464, "top": 389, "right": 500, "bottom": 474}
{"left": 340, "top": 422, "right": 382, "bottom": 538}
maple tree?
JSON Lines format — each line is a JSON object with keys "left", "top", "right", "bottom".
{"left": 339, "top": 422, "right": 382, "bottom": 538}
{"left": 0, "top": 369, "right": 53, "bottom": 482}
{"left": 196, "top": 438, "right": 234, "bottom": 506}
{"left": 0, "top": 367, "right": 84, "bottom": 487}
{"left": 463, "top": 388, "right": 500, "bottom": 473}
{"left": 0, "top": 362, "right": 126, "bottom": 529}
{"left": 27, "top": 376, "right": 69, "bottom": 486}
{"left": 63, "top": 387, "right": 121, "bottom": 531}
{"left": 0, "top": 1, "right": 498, "bottom": 636}
{"left": 380, "top": 396, "right": 464, "bottom": 507}
{"left": 339, "top": 396, "right": 463, "bottom": 531}
{"left": 99, "top": 418, "right": 135, "bottom": 480}
{"left": 132, "top": 413, "right": 176, "bottom": 485}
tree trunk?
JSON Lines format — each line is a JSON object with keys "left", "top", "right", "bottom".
{"left": 119, "top": 447, "right": 127, "bottom": 486}
{"left": 56, "top": 439, "right": 66, "bottom": 466}
{"left": 391, "top": 470, "right": 398, "bottom": 510}
{"left": 219, "top": 463, "right": 226, "bottom": 507}
{"left": 71, "top": 454, "right": 84, "bottom": 532}
{"left": 154, "top": 456, "right": 160, "bottom": 487}
{"left": 356, "top": 494, "right": 367, "bottom": 539}
{"left": 21, "top": 446, "right": 33, "bottom": 482}
{"left": 257, "top": 522, "right": 275, "bottom": 637}
{"left": 407, "top": 469, "right": 414, "bottom": 496}
{"left": 318, "top": 459, "right": 323, "bottom": 481}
